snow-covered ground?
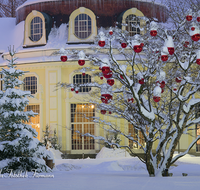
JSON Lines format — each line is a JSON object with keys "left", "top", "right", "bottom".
{"left": 0, "top": 148, "right": 200, "bottom": 190}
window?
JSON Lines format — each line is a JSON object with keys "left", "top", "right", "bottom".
{"left": 74, "top": 14, "right": 92, "bottom": 39}
{"left": 71, "top": 104, "right": 95, "bottom": 150}
{"left": 30, "top": 17, "right": 43, "bottom": 41}
{"left": 25, "top": 105, "right": 40, "bottom": 140}
{"left": 128, "top": 123, "right": 145, "bottom": 149}
{"left": 126, "top": 14, "right": 140, "bottom": 36}
{"left": 23, "top": 76, "right": 37, "bottom": 94}
{"left": 73, "top": 74, "right": 91, "bottom": 92}
{"left": 196, "top": 124, "right": 200, "bottom": 152}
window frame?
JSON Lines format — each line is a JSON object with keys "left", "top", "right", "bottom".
{"left": 23, "top": 76, "right": 38, "bottom": 95}
{"left": 74, "top": 13, "right": 92, "bottom": 39}
{"left": 73, "top": 74, "right": 92, "bottom": 93}
{"left": 30, "top": 16, "right": 43, "bottom": 42}
{"left": 125, "top": 14, "right": 140, "bottom": 36}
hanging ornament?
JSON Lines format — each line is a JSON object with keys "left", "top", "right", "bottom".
{"left": 128, "top": 98, "right": 134, "bottom": 103}
{"left": 82, "top": 73, "right": 85, "bottom": 76}
{"left": 153, "top": 86, "right": 162, "bottom": 102}
{"left": 132, "top": 40, "right": 142, "bottom": 53}
{"left": 157, "top": 81, "right": 165, "bottom": 88}
{"left": 98, "top": 31, "right": 106, "bottom": 47}
{"left": 196, "top": 50, "right": 200, "bottom": 65}
{"left": 197, "top": 17, "right": 200, "bottom": 22}
{"left": 101, "top": 94, "right": 113, "bottom": 104}
{"left": 184, "top": 41, "right": 189, "bottom": 47}
{"left": 121, "top": 43, "right": 127, "bottom": 48}
{"left": 78, "top": 51, "right": 86, "bottom": 66}
{"left": 71, "top": 87, "right": 74, "bottom": 91}
{"left": 75, "top": 88, "right": 79, "bottom": 94}
{"left": 190, "top": 24, "right": 200, "bottom": 41}
{"left": 140, "top": 43, "right": 144, "bottom": 47}
{"left": 104, "top": 73, "right": 113, "bottom": 79}
{"left": 176, "top": 77, "right": 182, "bottom": 83}
{"left": 109, "top": 29, "right": 113, "bottom": 35}
{"left": 150, "top": 21, "right": 158, "bottom": 37}
{"left": 100, "top": 76, "right": 103, "bottom": 80}
{"left": 107, "top": 78, "right": 115, "bottom": 86}
{"left": 161, "top": 46, "right": 169, "bottom": 61}
{"left": 101, "top": 58, "right": 111, "bottom": 75}
{"left": 101, "top": 110, "right": 106, "bottom": 114}
{"left": 139, "top": 78, "right": 144, "bottom": 84}
{"left": 109, "top": 111, "right": 112, "bottom": 114}
{"left": 165, "top": 36, "right": 175, "bottom": 55}
{"left": 120, "top": 75, "right": 124, "bottom": 79}
{"left": 186, "top": 15, "right": 192, "bottom": 21}
{"left": 60, "top": 55, "right": 67, "bottom": 62}
{"left": 161, "top": 88, "right": 164, "bottom": 93}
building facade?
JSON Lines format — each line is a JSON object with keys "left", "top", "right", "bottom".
{"left": 0, "top": 0, "right": 199, "bottom": 157}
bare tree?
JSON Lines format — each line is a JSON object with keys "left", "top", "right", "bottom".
{"left": 0, "top": 0, "right": 26, "bottom": 17}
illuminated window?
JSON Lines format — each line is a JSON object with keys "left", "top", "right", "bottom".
{"left": 74, "top": 14, "right": 92, "bottom": 39}
{"left": 71, "top": 103, "right": 95, "bottom": 150}
{"left": 73, "top": 74, "right": 91, "bottom": 92}
{"left": 128, "top": 123, "right": 145, "bottom": 149}
{"left": 126, "top": 14, "right": 140, "bottom": 36}
{"left": 30, "top": 17, "right": 43, "bottom": 41}
{"left": 25, "top": 105, "right": 40, "bottom": 140}
{"left": 23, "top": 76, "right": 37, "bottom": 94}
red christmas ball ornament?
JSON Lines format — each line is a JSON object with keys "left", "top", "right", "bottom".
{"left": 82, "top": 73, "right": 85, "bottom": 76}
{"left": 100, "top": 76, "right": 103, "bottom": 80}
{"left": 173, "top": 88, "right": 177, "bottom": 91}
{"left": 191, "top": 27, "right": 195, "bottom": 31}
{"left": 109, "top": 30, "right": 113, "bottom": 35}
{"left": 157, "top": 81, "right": 165, "bottom": 88}
{"left": 140, "top": 43, "right": 144, "bottom": 47}
{"left": 128, "top": 98, "right": 134, "bottom": 103}
{"left": 196, "top": 59, "right": 200, "bottom": 65}
{"left": 78, "top": 60, "right": 85, "bottom": 66}
{"left": 133, "top": 45, "right": 142, "bottom": 53}
{"left": 161, "top": 55, "right": 168, "bottom": 62}
{"left": 60, "top": 55, "right": 67, "bottom": 62}
{"left": 176, "top": 77, "right": 182, "bottom": 83}
{"left": 168, "top": 47, "right": 175, "bottom": 55}
{"left": 104, "top": 72, "right": 113, "bottom": 79}
{"left": 139, "top": 78, "right": 144, "bottom": 85}
{"left": 184, "top": 41, "right": 189, "bottom": 47}
{"left": 120, "top": 75, "right": 124, "bottom": 79}
{"left": 161, "top": 88, "right": 164, "bottom": 93}
{"left": 153, "top": 96, "right": 161, "bottom": 102}
{"left": 150, "top": 30, "right": 157, "bottom": 37}
{"left": 107, "top": 78, "right": 115, "bottom": 86}
{"left": 71, "top": 88, "right": 74, "bottom": 91}
{"left": 109, "top": 111, "right": 112, "bottom": 114}
{"left": 75, "top": 90, "right": 79, "bottom": 94}
{"left": 101, "top": 94, "right": 112, "bottom": 104}
{"left": 121, "top": 43, "right": 127, "bottom": 48}
{"left": 197, "top": 17, "right": 200, "bottom": 22}
{"left": 98, "top": 41, "right": 105, "bottom": 47}
{"left": 102, "top": 66, "right": 110, "bottom": 75}
{"left": 191, "top": 34, "right": 200, "bottom": 41}
{"left": 99, "top": 67, "right": 102, "bottom": 70}
{"left": 101, "top": 110, "right": 106, "bottom": 114}
{"left": 186, "top": 15, "right": 192, "bottom": 21}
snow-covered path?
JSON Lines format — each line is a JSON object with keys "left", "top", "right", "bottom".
{"left": 0, "top": 155, "right": 200, "bottom": 190}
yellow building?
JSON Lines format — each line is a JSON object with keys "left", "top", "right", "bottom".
{"left": 0, "top": 0, "right": 199, "bottom": 158}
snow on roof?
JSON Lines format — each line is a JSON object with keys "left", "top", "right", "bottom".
{"left": 17, "top": 0, "right": 166, "bottom": 11}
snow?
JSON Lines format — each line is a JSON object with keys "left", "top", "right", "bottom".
{"left": 0, "top": 148, "right": 200, "bottom": 190}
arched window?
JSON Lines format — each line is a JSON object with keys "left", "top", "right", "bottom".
{"left": 74, "top": 14, "right": 92, "bottom": 39}
{"left": 30, "top": 17, "right": 43, "bottom": 41}
{"left": 23, "top": 76, "right": 37, "bottom": 94}
{"left": 126, "top": 14, "right": 140, "bottom": 36}
{"left": 73, "top": 74, "right": 91, "bottom": 92}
